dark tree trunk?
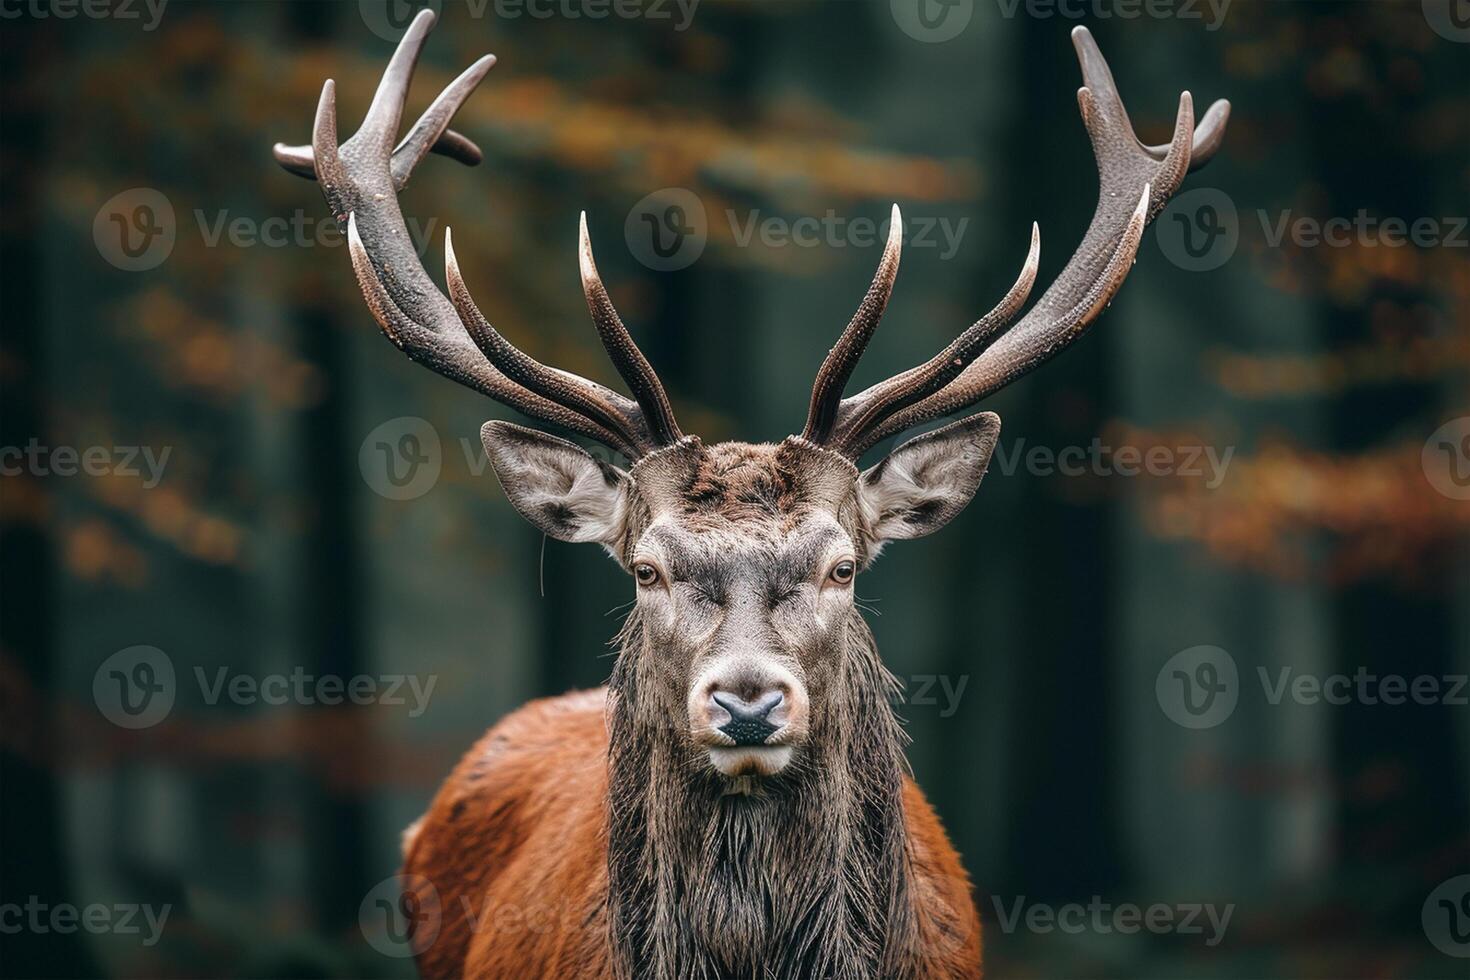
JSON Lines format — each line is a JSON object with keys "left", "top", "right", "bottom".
{"left": 0, "top": 18, "right": 102, "bottom": 980}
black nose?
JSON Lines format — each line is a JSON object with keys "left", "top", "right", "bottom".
{"left": 712, "top": 691, "right": 784, "bottom": 746}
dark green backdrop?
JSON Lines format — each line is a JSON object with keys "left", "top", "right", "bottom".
{"left": 2, "top": 0, "right": 1466, "bottom": 977}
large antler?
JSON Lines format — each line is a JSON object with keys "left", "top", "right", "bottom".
{"left": 801, "top": 27, "right": 1229, "bottom": 458}
{"left": 272, "top": 9, "right": 682, "bottom": 459}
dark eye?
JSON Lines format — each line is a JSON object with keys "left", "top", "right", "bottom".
{"left": 828, "top": 559, "right": 856, "bottom": 585}
{"left": 634, "top": 563, "right": 660, "bottom": 587}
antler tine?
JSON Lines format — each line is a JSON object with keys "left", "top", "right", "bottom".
{"left": 274, "top": 7, "right": 675, "bottom": 459}
{"left": 800, "top": 204, "right": 904, "bottom": 444}
{"left": 829, "top": 223, "right": 1040, "bottom": 455}
{"left": 1146, "top": 96, "right": 1230, "bottom": 170}
{"left": 1072, "top": 26, "right": 1195, "bottom": 212}
{"left": 272, "top": 142, "right": 317, "bottom": 179}
{"left": 346, "top": 217, "right": 637, "bottom": 456}
{"left": 422, "top": 129, "right": 485, "bottom": 168}
{"left": 273, "top": 128, "right": 482, "bottom": 181}
{"left": 828, "top": 27, "right": 1223, "bottom": 459}
{"left": 856, "top": 186, "right": 1152, "bottom": 455}
{"left": 351, "top": 7, "right": 434, "bottom": 154}
{"left": 445, "top": 228, "right": 651, "bottom": 451}
{"left": 310, "top": 79, "right": 347, "bottom": 201}
{"left": 578, "top": 214, "right": 684, "bottom": 446}
{"left": 273, "top": 12, "right": 488, "bottom": 182}
{"left": 392, "top": 54, "right": 497, "bottom": 189}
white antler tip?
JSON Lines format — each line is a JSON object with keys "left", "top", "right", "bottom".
{"left": 345, "top": 213, "right": 369, "bottom": 268}
{"left": 578, "top": 212, "right": 598, "bottom": 278}
{"left": 315, "top": 79, "right": 337, "bottom": 119}
{"left": 443, "top": 227, "right": 469, "bottom": 298}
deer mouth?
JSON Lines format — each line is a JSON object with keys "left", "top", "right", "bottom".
{"left": 707, "top": 744, "right": 795, "bottom": 777}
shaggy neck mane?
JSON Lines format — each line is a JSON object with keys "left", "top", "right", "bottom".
{"left": 605, "top": 608, "right": 917, "bottom": 979}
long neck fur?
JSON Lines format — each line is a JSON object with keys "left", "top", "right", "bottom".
{"left": 605, "top": 609, "right": 918, "bottom": 979}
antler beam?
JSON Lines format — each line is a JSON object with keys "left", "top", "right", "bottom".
{"left": 803, "top": 26, "right": 1229, "bottom": 459}
{"left": 272, "top": 9, "right": 682, "bottom": 459}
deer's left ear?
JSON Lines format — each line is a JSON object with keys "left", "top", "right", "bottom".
{"left": 857, "top": 412, "right": 1001, "bottom": 547}
{"left": 482, "top": 421, "right": 631, "bottom": 550}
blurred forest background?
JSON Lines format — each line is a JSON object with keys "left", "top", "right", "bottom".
{"left": 2, "top": 0, "right": 1467, "bottom": 977}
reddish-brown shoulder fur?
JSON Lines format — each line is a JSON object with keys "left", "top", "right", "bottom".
{"left": 901, "top": 779, "right": 984, "bottom": 976}
{"left": 404, "top": 689, "right": 981, "bottom": 978}
{"left": 404, "top": 689, "right": 610, "bottom": 979}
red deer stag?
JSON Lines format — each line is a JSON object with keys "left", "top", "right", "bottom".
{"left": 274, "top": 11, "right": 1227, "bottom": 978}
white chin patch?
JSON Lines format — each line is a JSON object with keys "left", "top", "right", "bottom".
{"left": 708, "top": 745, "right": 794, "bottom": 777}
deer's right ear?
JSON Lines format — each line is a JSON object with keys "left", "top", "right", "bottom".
{"left": 481, "top": 421, "right": 632, "bottom": 550}
{"left": 856, "top": 412, "right": 1001, "bottom": 549}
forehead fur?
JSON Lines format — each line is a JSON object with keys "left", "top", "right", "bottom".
{"left": 630, "top": 437, "right": 858, "bottom": 532}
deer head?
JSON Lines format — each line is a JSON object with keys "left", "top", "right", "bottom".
{"left": 275, "top": 11, "right": 1227, "bottom": 972}
{"left": 275, "top": 9, "right": 1225, "bottom": 785}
